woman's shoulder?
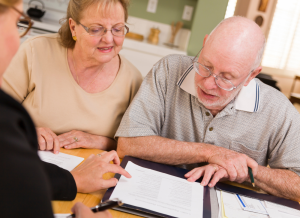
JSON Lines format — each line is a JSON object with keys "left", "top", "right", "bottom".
{"left": 119, "top": 55, "right": 143, "bottom": 80}
{"left": 22, "top": 33, "right": 63, "bottom": 50}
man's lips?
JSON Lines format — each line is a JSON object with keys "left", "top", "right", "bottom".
{"left": 198, "top": 86, "right": 218, "bottom": 99}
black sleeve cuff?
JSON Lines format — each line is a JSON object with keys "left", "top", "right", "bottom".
{"left": 42, "top": 161, "right": 77, "bottom": 200}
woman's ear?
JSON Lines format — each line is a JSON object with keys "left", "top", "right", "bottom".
{"left": 69, "top": 18, "right": 76, "bottom": 36}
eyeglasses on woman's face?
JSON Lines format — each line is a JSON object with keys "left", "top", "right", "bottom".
{"left": 12, "top": 6, "right": 33, "bottom": 38}
{"left": 79, "top": 22, "right": 129, "bottom": 37}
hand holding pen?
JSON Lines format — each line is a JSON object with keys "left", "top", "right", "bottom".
{"left": 68, "top": 199, "right": 123, "bottom": 218}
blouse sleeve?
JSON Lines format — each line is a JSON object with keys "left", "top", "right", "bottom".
{"left": 2, "top": 40, "right": 35, "bottom": 103}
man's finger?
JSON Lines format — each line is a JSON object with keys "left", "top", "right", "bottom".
{"left": 209, "top": 169, "right": 228, "bottom": 187}
{"left": 233, "top": 160, "right": 248, "bottom": 182}
{"left": 187, "top": 168, "right": 204, "bottom": 183}
{"left": 226, "top": 164, "right": 238, "bottom": 181}
{"left": 246, "top": 157, "right": 259, "bottom": 177}
{"left": 185, "top": 168, "right": 198, "bottom": 178}
{"left": 201, "top": 166, "right": 215, "bottom": 186}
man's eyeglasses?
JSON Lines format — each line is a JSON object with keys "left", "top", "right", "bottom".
{"left": 192, "top": 48, "right": 253, "bottom": 91}
{"left": 10, "top": 7, "right": 33, "bottom": 38}
{"left": 79, "top": 22, "right": 129, "bottom": 37}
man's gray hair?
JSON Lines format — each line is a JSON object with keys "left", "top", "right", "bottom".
{"left": 206, "top": 16, "right": 266, "bottom": 70}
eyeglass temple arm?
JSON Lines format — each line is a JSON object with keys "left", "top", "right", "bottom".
{"left": 192, "top": 47, "right": 203, "bottom": 62}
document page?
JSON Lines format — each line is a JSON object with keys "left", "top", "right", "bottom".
{"left": 38, "top": 151, "right": 84, "bottom": 171}
{"left": 110, "top": 161, "right": 203, "bottom": 218}
{"left": 264, "top": 201, "right": 300, "bottom": 218}
{"left": 221, "top": 191, "right": 268, "bottom": 218}
{"left": 54, "top": 214, "right": 70, "bottom": 218}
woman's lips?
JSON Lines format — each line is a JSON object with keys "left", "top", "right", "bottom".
{"left": 97, "top": 46, "right": 113, "bottom": 53}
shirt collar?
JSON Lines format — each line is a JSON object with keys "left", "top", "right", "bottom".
{"left": 177, "top": 64, "right": 260, "bottom": 113}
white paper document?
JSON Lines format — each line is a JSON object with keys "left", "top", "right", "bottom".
{"left": 221, "top": 191, "right": 268, "bottom": 218}
{"left": 110, "top": 161, "right": 203, "bottom": 218}
{"left": 236, "top": 194, "right": 268, "bottom": 214}
{"left": 38, "top": 151, "right": 84, "bottom": 171}
{"left": 54, "top": 214, "right": 70, "bottom": 218}
{"left": 264, "top": 201, "right": 300, "bottom": 218}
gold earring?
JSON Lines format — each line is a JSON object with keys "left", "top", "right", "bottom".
{"left": 73, "top": 36, "right": 77, "bottom": 41}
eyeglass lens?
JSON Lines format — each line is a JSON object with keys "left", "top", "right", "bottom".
{"left": 88, "top": 25, "right": 128, "bottom": 37}
{"left": 193, "top": 62, "right": 234, "bottom": 90}
{"left": 18, "top": 17, "right": 31, "bottom": 37}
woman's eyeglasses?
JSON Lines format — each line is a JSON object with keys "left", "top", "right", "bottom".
{"left": 80, "top": 22, "right": 129, "bottom": 37}
{"left": 12, "top": 6, "right": 33, "bottom": 38}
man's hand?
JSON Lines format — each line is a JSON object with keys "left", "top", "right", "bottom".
{"left": 71, "top": 151, "right": 131, "bottom": 193}
{"left": 36, "top": 127, "right": 60, "bottom": 154}
{"left": 207, "top": 147, "right": 258, "bottom": 183}
{"left": 185, "top": 164, "right": 229, "bottom": 187}
{"left": 71, "top": 202, "right": 112, "bottom": 218}
{"left": 58, "top": 130, "right": 116, "bottom": 150}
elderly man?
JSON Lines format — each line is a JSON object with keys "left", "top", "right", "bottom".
{"left": 116, "top": 17, "right": 300, "bottom": 201}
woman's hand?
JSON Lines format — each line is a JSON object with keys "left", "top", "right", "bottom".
{"left": 57, "top": 130, "right": 116, "bottom": 150}
{"left": 71, "top": 150, "right": 131, "bottom": 193}
{"left": 36, "top": 127, "right": 60, "bottom": 154}
{"left": 71, "top": 202, "right": 112, "bottom": 218}
{"left": 184, "top": 164, "right": 229, "bottom": 187}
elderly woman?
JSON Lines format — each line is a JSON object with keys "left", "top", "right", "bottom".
{"left": 2, "top": 0, "right": 142, "bottom": 154}
{"left": 0, "top": 0, "right": 128, "bottom": 217}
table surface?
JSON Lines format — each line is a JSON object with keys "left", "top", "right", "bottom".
{"left": 52, "top": 148, "right": 140, "bottom": 217}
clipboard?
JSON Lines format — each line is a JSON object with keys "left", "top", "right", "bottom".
{"left": 215, "top": 182, "right": 300, "bottom": 210}
{"left": 102, "top": 156, "right": 212, "bottom": 218}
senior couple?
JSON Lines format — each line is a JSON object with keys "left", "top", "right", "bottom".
{"left": 1, "top": 0, "right": 300, "bottom": 218}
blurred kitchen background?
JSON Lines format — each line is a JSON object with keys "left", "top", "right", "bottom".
{"left": 21, "top": 0, "right": 300, "bottom": 111}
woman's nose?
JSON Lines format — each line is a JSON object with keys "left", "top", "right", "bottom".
{"left": 101, "top": 30, "right": 114, "bottom": 43}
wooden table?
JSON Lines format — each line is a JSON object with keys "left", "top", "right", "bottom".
{"left": 52, "top": 148, "right": 140, "bottom": 217}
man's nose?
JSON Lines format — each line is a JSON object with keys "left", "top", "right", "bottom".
{"left": 203, "top": 74, "right": 218, "bottom": 90}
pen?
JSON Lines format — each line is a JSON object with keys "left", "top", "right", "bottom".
{"left": 248, "top": 167, "right": 255, "bottom": 187}
{"left": 67, "top": 199, "right": 123, "bottom": 218}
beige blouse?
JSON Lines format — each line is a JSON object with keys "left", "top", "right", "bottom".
{"left": 2, "top": 34, "right": 143, "bottom": 139}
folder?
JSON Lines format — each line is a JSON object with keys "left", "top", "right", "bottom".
{"left": 102, "top": 156, "right": 212, "bottom": 218}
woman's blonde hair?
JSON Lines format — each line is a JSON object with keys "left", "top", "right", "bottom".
{"left": 59, "top": 0, "right": 130, "bottom": 49}
{"left": 0, "top": 0, "right": 21, "bottom": 13}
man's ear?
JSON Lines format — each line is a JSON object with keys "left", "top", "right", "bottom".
{"left": 244, "top": 66, "right": 262, "bottom": 86}
{"left": 203, "top": 34, "right": 209, "bottom": 47}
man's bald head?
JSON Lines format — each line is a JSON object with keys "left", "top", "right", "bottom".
{"left": 205, "top": 16, "right": 265, "bottom": 70}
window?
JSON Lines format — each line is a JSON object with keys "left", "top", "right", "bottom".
{"left": 262, "top": 0, "right": 300, "bottom": 76}
{"left": 225, "top": 0, "right": 238, "bottom": 19}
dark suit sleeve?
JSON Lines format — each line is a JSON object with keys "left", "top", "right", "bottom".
{"left": 0, "top": 98, "right": 54, "bottom": 218}
{"left": 42, "top": 162, "right": 77, "bottom": 200}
